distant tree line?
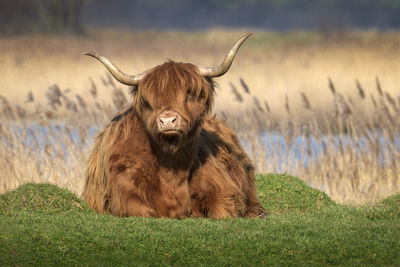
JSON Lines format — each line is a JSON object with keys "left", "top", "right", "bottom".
{"left": 0, "top": 0, "right": 85, "bottom": 35}
{"left": 1, "top": 0, "right": 399, "bottom": 35}
{"left": 82, "top": 0, "right": 400, "bottom": 31}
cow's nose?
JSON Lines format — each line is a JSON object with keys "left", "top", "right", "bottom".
{"left": 159, "top": 115, "right": 176, "bottom": 125}
{"left": 157, "top": 113, "right": 180, "bottom": 131}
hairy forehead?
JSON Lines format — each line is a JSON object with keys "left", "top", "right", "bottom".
{"left": 138, "top": 61, "right": 211, "bottom": 95}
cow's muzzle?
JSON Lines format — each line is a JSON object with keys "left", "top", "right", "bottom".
{"left": 157, "top": 111, "right": 181, "bottom": 132}
{"left": 157, "top": 110, "right": 186, "bottom": 152}
{"left": 156, "top": 111, "right": 184, "bottom": 147}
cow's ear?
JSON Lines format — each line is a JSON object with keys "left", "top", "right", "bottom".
{"left": 130, "top": 85, "right": 139, "bottom": 96}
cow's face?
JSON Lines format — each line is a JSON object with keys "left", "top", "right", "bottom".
{"left": 85, "top": 33, "right": 252, "bottom": 153}
{"left": 132, "top": 62, "right": 214, "bottom": 154}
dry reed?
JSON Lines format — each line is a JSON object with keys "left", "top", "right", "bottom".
{"left": 1, "top": 30, "right": 399, "bottom": 204}
{"left": 226, "top": 77, "right": 399, "bottom": 204}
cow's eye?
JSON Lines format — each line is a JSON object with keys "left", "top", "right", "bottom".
{"left": 198, "top": 90, "right": 205, "bottom": 100}
{"left": 187, "top": 88, "right": 205, "bottom": 101}
{"left": 141, "top": 97, "right": 153, "bottom": 111}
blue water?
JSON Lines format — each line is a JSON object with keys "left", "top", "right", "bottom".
{"left": 242, "top": 130, "right": 400, "bottom": 172}
{"left": 2, "top": 123, "right": 399, "bottom": 171}
{"left": 2, "top": 123, "right": 101, "bottom": 159}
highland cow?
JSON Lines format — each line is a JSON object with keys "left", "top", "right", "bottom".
{"left": 83, "top": 33, "right": 266, "bottom": 218}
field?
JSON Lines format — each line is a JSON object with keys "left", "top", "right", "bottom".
{"left": 0, "top": 175, "right": 399, "bottom": 265}
{"left": 0, "top": 29, "right": 400, "bottom": 204}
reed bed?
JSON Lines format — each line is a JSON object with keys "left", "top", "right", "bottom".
{"left": 0, "top": 75, "right": 128, "bottom": 195}
{"left": 228, "top": 77, "right": 400, "bottom": 204}
{"left": 0, "top": 30, "right": 399, "bottom": 204}
{"left": 1, "top": 72, "right": 398, "bottom": 204}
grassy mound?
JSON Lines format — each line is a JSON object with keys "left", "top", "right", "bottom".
{"left": 365, "top": 193, "right": 400, "bottom": 220}
{"left": 0, "top": 175, "right": 335, "bottom": 215}
{"left": 256, "top": 174, "right": 337, "bottom": 214}
{"left": 0, "top": 183, "right": 90, "bottom": 214}
{"left": 0, "top": 175, "right": 399, "bottom": 266}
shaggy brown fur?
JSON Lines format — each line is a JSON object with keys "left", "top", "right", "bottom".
{"left": 83, "top": 62, "right": 266, "bottom": 218}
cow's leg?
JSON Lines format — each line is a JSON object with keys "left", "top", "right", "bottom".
{"left": 245, "top": 195, "right": 268, "bottom": 218}
{"left": 124, "top": 195, "right": 157, "bottom": 217}
{"left": 206, "top": 189, "right": 266, "bottom": 219}
{"left": 244, "top": 168, "right": 268, "bottom": 218}
{"left": 190, "top": 167, "right": 243, "bottom": 219}
{"left": 190, "top": 193, "right": 237, "bottom": 219}
{"left": 206, "top": 197, "right": 237, "bottom": 219}
{"left": 107, "top": 178, "right": 157, "bottom": 217}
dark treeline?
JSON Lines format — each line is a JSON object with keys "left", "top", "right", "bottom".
{"left": 1, "top": 0, "right": 400, "bottom": 35}
{"left": 0, "top": 0, "right": 85, "bottom": 35}
{"left": 83, "top": 0, "right": 400, "bottom": 31}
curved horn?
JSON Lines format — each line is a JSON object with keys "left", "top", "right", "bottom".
{"left": 84, "top": 52, "right": 144, "bottom": 86}
{"left": 196, "top": 32, "right": 252, "bottom": 77}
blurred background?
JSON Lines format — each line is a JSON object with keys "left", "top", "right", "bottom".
{"left": 0, "top": 0, "right": 399, "bottom": 204}
{"left": 1, "top": 0, "right": 400, "bottom": 34}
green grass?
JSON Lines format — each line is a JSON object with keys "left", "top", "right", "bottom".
{"left": 0, "top": 174, "right": 399, "bottom": 266}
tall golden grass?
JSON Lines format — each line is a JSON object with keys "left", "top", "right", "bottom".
{"left": 0, "top": 29, "right": 399, "bottom": 204}
{"left": 227, "top": 77, "right": 399, "bottom": 204}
